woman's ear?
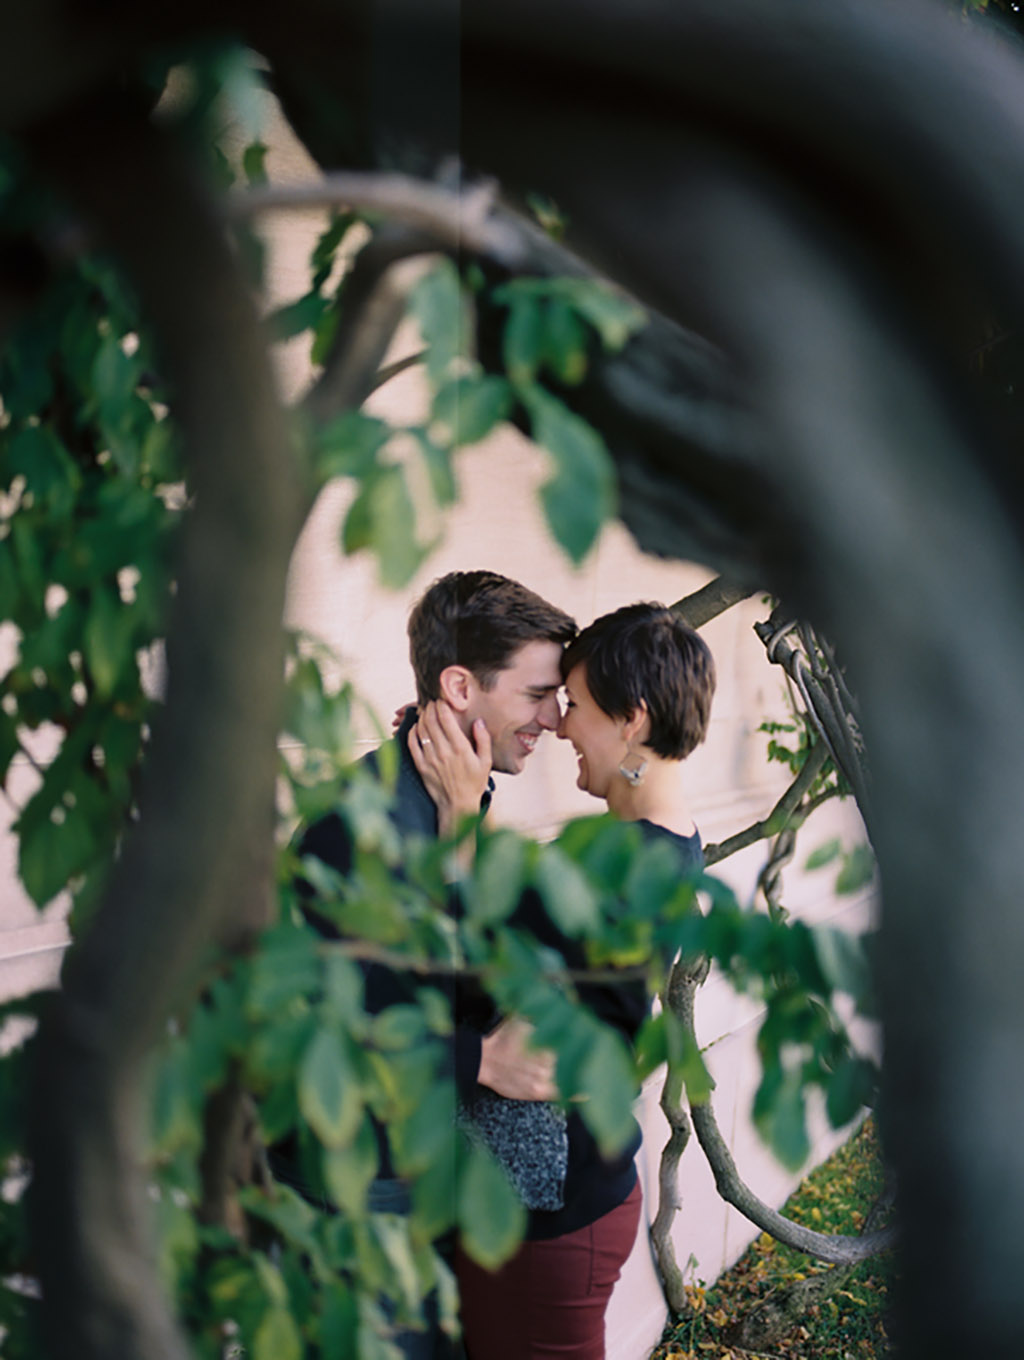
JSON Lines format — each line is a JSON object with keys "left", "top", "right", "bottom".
{"left": 438, "top": 664, "right": 473, "bottom": 712}
{"left": 621, "top": 700, "right": 650, "bottom": 746}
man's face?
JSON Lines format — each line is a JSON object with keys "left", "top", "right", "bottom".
{"left": 467, "top": 639, "right": 564, "bottom": 774}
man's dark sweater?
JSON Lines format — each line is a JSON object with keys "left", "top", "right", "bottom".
{"left": 281, "top": 710, "right": 486, "bottom": 1185}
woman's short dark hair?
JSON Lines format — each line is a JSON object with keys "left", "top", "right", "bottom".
{"left": 408, "top": 570, "right": 577, "bottom": 704}
{"left": 561, "top": 602, "right": 715, "bottom": 759}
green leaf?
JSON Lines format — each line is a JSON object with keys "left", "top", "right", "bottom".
{"left": 298, "top": 1026, "right": 363, "bottom": 1148}
{"left": 665, "top": 1010, "right": 714, "bottom": 1105}
{"left": 322, "top": 1115, "right": 380, "bottom": 1216}
{"left": 410, "top": 428, "right": 457, "bottom": 506}
{"left": 369, "top": 1214, "right": 423, "bottom": 1314}
{"left": 825, "top": 1055, "right": 876, "bottom": 1128}
{"left": 634, "top": 1012, "right": 667, "bottom": 1081}
{"left": 520, "top": 384, "right": 615, "bottom": 564}
{"left": 576, "top": 1025, "right": 638, "bottom": 1156}
{"left": 253, "top": 1306, "right": 303, "bottom": 1360}
{"left": 534, "top": 843, "right": 598, "bottom": 936}
{"left": 18, "top": 800, "right": 98, "bottom": 907}
{"left": 83, "top": 587, "right": 134, "bottom": 699}
{"left": 312, "top": 396, "right": 385, "bottom": 478}
{"left": 810, "top": 926, "right": 873, "bottom": 1006}
{"left": 153, "top": 1191, "right": 199, "bottom": 1295}
{"left": 755, "top": 1064, "right": 810, "bottom": 1171}
{"left": 411, "top": 1144, "right": 458, "bottom": 1241}
{"left": 625, "top": 834, "right": 691, "bottom": 921}
{"left": 551, "top": 278, "right": 646, "bottom": 352}
{"left": 540, "top": 297, "right": 588, "bottom": 385}
{"left": 0, "top": 538, "right": 20, "bottom": 618}
{"left": 5, "top": 425, "right": 79, "bottom": 512}
{"left": 268, "top": 292, "right": 329, "bottom": 342}
{"left": 151, "top": 1043, "right": 201, "bottom": 1159}
{"left": 502, "top": 293, "right": 544, "bottom": 387}
{"left": 390, "top": 1078, "right": 455, "bottom": 1177}
{"left": 410, "top": 258, "right": 466, "bottom": 386}
{"left": 836, "top": 844, "right": 875, "bottom": 895}
{"left": 243, "top": 140, "right": 269, "bottom": 186}
{"left": 318, "top": 1284, "right": 359, "bottom": 1356}
{"left": 311, "top": 213, "right": 357, "bottom": 291}
{"left": 457, "top": 1141, "right": 526, "bottom": 1269}
{"left": 247, "top": 1011, "right": 317, "bottom": 1087}
{"left": 92, "top": 331, "right": 140, "bottom": 437}
{"left": 805, "top": 837, "right": 841, "bottom": 871}
{"left": 342, "top": 465, "right": 426, "bottom": 589}
{"left": 239, "top": 1183, "right": 318, "bottom": 1254}
{"left": 0, "top": 709, "right": 19, "bottom": 786}
{"left": 311, "top": 304, "right": 341, "bottom": 367}
{"left": 247, "top": 927, "right": 321, "bottom": 1017}
{"left": 465, "top": 830, "right": 527, "bottom": 928}
{"left": 431, "top": 374, "right": 512, "bottom": 447}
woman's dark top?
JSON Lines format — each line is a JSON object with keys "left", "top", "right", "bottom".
{"left": 460, "top": 818, "right": 703, "bottom": 1242}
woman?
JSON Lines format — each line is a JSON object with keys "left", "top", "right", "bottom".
{"left": 410, "top": 602, "right": 715, "bottom": 1360}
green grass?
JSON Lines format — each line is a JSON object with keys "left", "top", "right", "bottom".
{"left": 650, "top": 1118, "right": 895, "bottom": 1360}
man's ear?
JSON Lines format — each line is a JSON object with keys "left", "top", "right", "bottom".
{"left": 438, "top": 664, "right": 474, "bottom": 712}
{"left": 621, "top": 700, "right": 650, "bottom": 746}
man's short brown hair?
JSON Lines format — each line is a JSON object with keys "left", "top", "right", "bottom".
{"left": 408, "top": 570, "right": 577, "bottom": 704}
{"left": 560, "top": 602, "right": 715, "bottom": 759}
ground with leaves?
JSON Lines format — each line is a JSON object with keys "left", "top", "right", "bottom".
{"left": 650, "top": 1120, "right": 895, "bottom": 1360}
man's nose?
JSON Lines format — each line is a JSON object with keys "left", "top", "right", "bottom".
{"left": 539, "top": 692, "right": 561, "bottom": 731}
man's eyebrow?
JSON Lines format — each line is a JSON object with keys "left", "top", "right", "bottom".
{"left": 525, "top": 682, "right": 560, "bottom": 694}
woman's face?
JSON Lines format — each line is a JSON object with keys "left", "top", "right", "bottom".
{"left": 557, "top": 663, "right": 627, "bottom": 800}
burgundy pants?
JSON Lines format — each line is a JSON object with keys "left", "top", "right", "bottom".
{"left": 455, "top": 1180, "right": 642, "bottom": 1360}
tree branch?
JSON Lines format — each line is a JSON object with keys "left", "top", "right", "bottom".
{"left": 703, "top": 741, "right": 830, "bottom": 867}
{"left": 684, "top": 1042, "right": 894, "bottom": 1265}
{"left": 754, "top": 618, "right": 871, "bottom": 820}
{"left": 672, "top": 576, "right": 758, "bottom": 630}
{"left": 723, "top": 1174, "right": 896, "bottom": 1350}
{"left": 230, "top": 171, "right": 525, "bottom": 264}
{"left": 301, "top": 227, "right": 432, "bottom": 437}
{"left": 650, "top": 954, "right": 710, "bottom": 1317}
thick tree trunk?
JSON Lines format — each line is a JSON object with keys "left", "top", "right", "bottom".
{"left": 24, "top": 100, "right": 301, "bottom": 1360}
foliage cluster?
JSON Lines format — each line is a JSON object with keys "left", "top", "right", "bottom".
{"left": 0, "top": 53, "right": 879, "bottom": 1359}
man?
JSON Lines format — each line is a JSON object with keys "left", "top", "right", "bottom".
{"left": 282, "top": 570, "right": 576, "bottom": 1358}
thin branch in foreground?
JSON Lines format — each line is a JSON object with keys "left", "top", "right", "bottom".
{"left": 299, "top": 228, "right": 438, "bottom": 456}
{"left": 369, "top": 348, "right": 427, "bottom": 395}
{"left": 229, "top": 171, "right": 526, "bottom": 265}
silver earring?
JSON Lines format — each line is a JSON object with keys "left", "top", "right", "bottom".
{"left": 619, "top": 751, "right": 647, "bottom": 787}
